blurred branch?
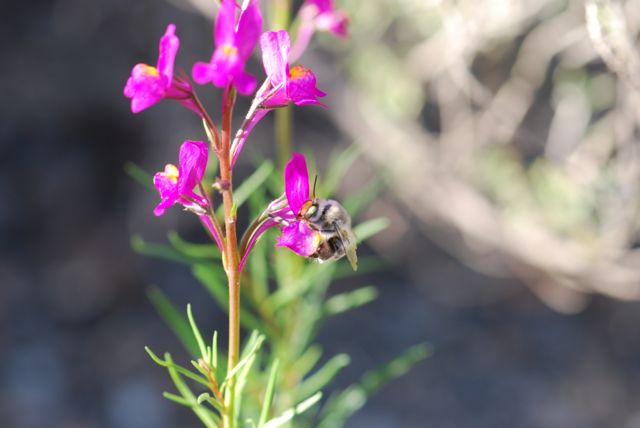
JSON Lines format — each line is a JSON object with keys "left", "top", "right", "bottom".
{"left": 323, "top": 0, "right": 640, "bottom": 311}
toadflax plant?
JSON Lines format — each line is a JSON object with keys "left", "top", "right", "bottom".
{"left": 125, "top": 1, "right": 429, "bottom": 427}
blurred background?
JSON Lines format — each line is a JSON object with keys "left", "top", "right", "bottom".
{"left": 3, "top": 0, "right": 640, "bottom": 427}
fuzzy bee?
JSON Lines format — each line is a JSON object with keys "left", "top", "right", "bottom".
{"left": 299, "top": 198, "right": 358, "bottom": 271}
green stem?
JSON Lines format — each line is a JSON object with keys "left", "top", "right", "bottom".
{"left": 220, "top": 85, "right": 239, "bottom": 428}
{"left": 270, "top": 0, "right": 291, "bottom": 30}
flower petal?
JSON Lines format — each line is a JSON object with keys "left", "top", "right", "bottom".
{"left": 236, "top": 0, "right": 262, "bottom": 61}
{"left": 306, "top": 0, "right": 333, "bottom": 13}
{"left": 210, "top": 48, "right": 240, "bottom": 87}
{"left": 153, "top": 172, "right": 179, "bottom": 216}
{"left": 156, "top": 24, "right": 180, "bottom": 83}
{"left": 124, "top": 64, "right": 165, "bottom": 113}
{"left": 260, "top": 30, "right": 290, "bottom": 86}
{"left": 260, "top": 86, "right": 289, "bottom": 108}
{"left": 276, "top": 221, "right": 320, "bottom": 257}
{"left": 178, "top": 140, "right": 209, "bottom": 193}
{"left": 316, "top": 11, "right": 348, "bottom": 37}
{"left": 215, "top": 0, "right": 236, "bottom": 48}
{"left": 284, "top": 152, "right": 310, "bottom": 214}
{"left": 233, "top": 69, "right": 257, "bottom": 95}
{"left": 287, "top": 65, "right": 326, "bottom": 107}
{"left": 192, "top": 61, "right": 215, "bottom": 85}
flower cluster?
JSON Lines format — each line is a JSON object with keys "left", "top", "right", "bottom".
{"left": 124, "top": 24, "right": 198, "bottom": 114}
{"left": 125, "top": 0, "right": 351, "bottom": 265}
{"left": 192, "top": 0, "right": 262, "bottom": 95}
{"left": 125, "top": 1, "right": 358, "bottom": 425}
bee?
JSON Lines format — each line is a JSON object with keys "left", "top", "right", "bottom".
{"left": 299, "top": 197, "right": 358, "bottom": 271}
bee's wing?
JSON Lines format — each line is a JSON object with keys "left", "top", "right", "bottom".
{"left": 334, "top": 223, "right": 358, "bottom": 271}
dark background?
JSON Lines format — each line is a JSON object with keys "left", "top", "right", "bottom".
{"left": 3, "top": 1, "right": 640, "bottom": 427}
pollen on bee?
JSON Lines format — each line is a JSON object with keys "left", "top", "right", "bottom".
{"left": 312, "top": 230, "right": 322, "bottom": 248}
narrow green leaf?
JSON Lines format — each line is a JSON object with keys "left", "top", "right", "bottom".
{"left": 187, "top": 304, "right": 209, "bottom": 361}
{"left": 211, "top": 331, "right": 218, "bottom": 369}
{"left": 231, "top": 201, "right": 238, "bottom": 218}
{"left": 298, "top": 354, "right": 350, "bottom": 400}
{"left": 163, "top": 391, "right": 193, "bottom": 407}
{"left": 258, "top": 359, "right": 279, "bottom": 428}
{"left": 192, "top": 264, "right": 228, "bottom": 308}
{"left": 196, "top": 392, "right": 211, "bottom": 404}
{"left": 144, "top": 347, "right": 210, "bottom": 389}
{"left": 165, "top": 353, "right": 219, "bottom": 428}
{"left": 234, "top": 354, "right": 257, "bottom": 422}
{"left": 147, "top": 287, "right": 199, "bottom": 357}
{"left": 343, "top": 175, "right": 385, "bottom": 217}
{"left": 191, "top": 359, "right": 208, "bottom": 376}
{"left": 264, "top": 392, "right": 323, "bottom": 428}
{"left": 124, "top": 162, "right": 154, "bottom": 190}
{"left": 168, "top": 231, "right": 221, "bottom": 260}
{"left": 229, "top": 332, "right": 266, "bottom": 423}
{"left": 322, "top": 145, "right": 361, "bottom": 197}
{"left": 292, "top": 345, "right": 323, "bottom": 381}
{"left": 195, "top": 391, "right": 225, "bottom": 414}
{"left": 324, "top": 286, "right": 378, "bottom": 317}
{"left": 353, "top": 217, "right": 390, "bottom": 243}
{"left": 234, "top": 160, "right": 274, "bottom": 208}
{"left": 361, "top": 343, "right": 431, "bottom": 392}
{"left": 333, "top": 256, "right": 390, "bottom": 278}
{"left": 267, "top": 262, "right": 335, "bottom": 311}
{"left": 318, "top": 343, "right": 431, "bottom": 428}
{"left": 240, "top": 330, "right": 260, "bottom": 359}
{"left": 192, "top": 263, "right": 263, "bottom": 331}
{"left": 222, "top": 334, "right": 265, "bottom": 388}
{"left": 132, "top": 235, "right": 193, "bottom": 265}
{"left": 246, "top": 201, "right": 270, "bottom": 301}
{"left": 214, "top": 159, "right": 271, "bottom": 219}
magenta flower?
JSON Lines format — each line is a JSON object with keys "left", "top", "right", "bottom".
{"left": 306, "top": 0, "right": 349, "bottom": 37}
{"left": 153, "top": 140, "right": 224, "bottom": 251}
{"left": 289, "top": 0, "right": 348, "bottom": 62}
{"left": 275, "top": 153, "right": 322, "bottom": 256}
{"left": 259, "top": 30, "right": 326, "bottom": 108}
{"left": 153, "top": 140, "right": 209, "bottom": 217}
{"left": 238, "top": 153, "right": 321, "bottom": 271}
{"left": 192, "top": 0, "right": 262, "bottom": 95}
{"left": 124, "top": 24, "right": 197, "bottom": 114}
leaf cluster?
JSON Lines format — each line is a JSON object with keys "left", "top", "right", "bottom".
{"left": 130, "top": 146, "right": 429, "bottom": 427}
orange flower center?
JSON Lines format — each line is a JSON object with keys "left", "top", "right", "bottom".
{"left": 288, "top": 65, "right": 308, "bottom": 80}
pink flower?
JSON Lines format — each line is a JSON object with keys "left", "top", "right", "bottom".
{"left": 259, "top": 30, "right": 326, "bottom": 108}
{"left": 306, "top": 0, "right": 349, "bottom": 37}
{"left": 124, "top": 24, "right": 197, "bottom": 114}
{"left": 238, "top": 153, "right": 321, "bottom": 271}
{"left": 153, "top": 140, "right": 209, "bottom": 217}
{"left": 192, "top": 0, "right": 263, "bottom": 95}
{"left": 275, "top": 153, "right": 322, "bottom": 256}
{"left": 289, "top": 0, "right": 348, "bottom": 62}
